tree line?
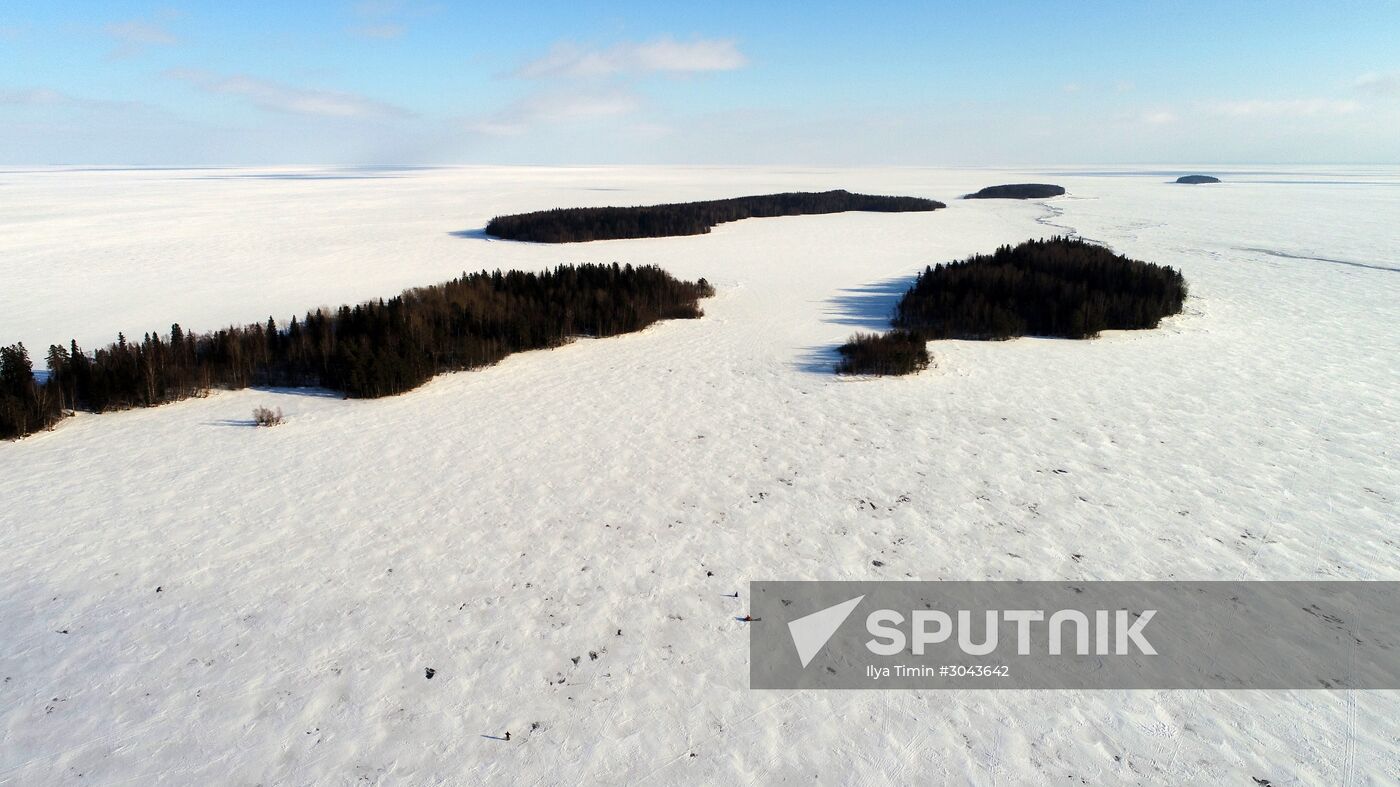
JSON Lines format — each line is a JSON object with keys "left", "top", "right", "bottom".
{"left": 484, "top": 190, "right": 944, "bottom": 243}
{"left": 1, "top": 263, "right": 713, "bottom": 440}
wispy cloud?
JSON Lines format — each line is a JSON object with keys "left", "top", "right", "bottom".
{"left": 105, "top": 19, "right": 177, "bottom": 58}
{"left": 167, "top": 70, "right": 412, "bottom": 118}
{"left": 466, "top": 35, "right": 745, "bottom": 139}
{"left": 1354, "top": 71, "right": 1400, "bottom": 97}
{"left": 350, "top": 23, "right": 406, "bottom": 40}
{"left": 0, "top": 88, "right": 69, "bottom": 106}
{"left": 0, "top": 86, "right": 170, "bottom": 130}
{"left": 467, "top": 90, "right": 640, "bottom": 136}
{"left": 1210, "top": 98, "right": 1360, "bottom": 118}
{"left": 514, "top": 36, "right": 747, "bottom": 79}
{"left": 1059, "top": 79, "right": 1134, "bottom": 96}
{"left": 0, "top": 88, "right": 154, "bottom": 115}
{"left": 352, "top": 0, "right": 408, "bottom": 15}
{"left": 1141, "top": 109, "right": 1178, "bottom": 125}
{"left": 348, "top": 0, "right": 436, "bottom": 40}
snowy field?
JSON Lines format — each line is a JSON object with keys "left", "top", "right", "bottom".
{"left": 1, "top": 165, "right": 1397, "bottom": 784}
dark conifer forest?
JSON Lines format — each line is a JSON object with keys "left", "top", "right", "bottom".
{"left": 836, "top": 237, "right": 1186, "bottom": 376}
{"left": 0, "top": 344, "right": 57, "bottom": 440}
{"left": 963, "top": 184, "right": 1066, "bottom": 199}
{"left": 1, "top": 263, "right": 713, "bottom": 440}
{"left": 894, "top": 237, "right": 1186, "bottom": 340}
{"left": 834, "top": 331, "right": 931, "bottom": 376}
{"left": 483, "top": 190, "right": 944, "bottom": 243}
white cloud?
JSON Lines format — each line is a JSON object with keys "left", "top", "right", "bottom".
{"left": 167, "top": 70, "right": 412, "bottom": 118}
{"left": 476, "top": 35, "right": 742, "bottom": 140}
{"left": 466, "top": 120, "right": 529, "bottom": 137}
{"left": 629, "top": 37, "right": 747, "bottom": 73}
{"left": 524, "top": 91, "right": 639, "bottom": 121}
{"left": 1141, "top": 110, "right": 1178, "bottom": 125}
{"left": 1354, "top": 71, "right": 1400, "bottom": 96}
{"left": 514, "top": 36, "right": 747, "bottom": 79}
{"left": 1210, "top": 98, "right": 1360, "bottom": 118}
{"left": 104, "top": 20, "right": 176, "bottom": 58}
{"left": 466, "top": 90, "right": 640, "bottom": 136}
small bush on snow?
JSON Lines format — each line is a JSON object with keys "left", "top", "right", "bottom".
{"left": 252, "top": 405, "right": 284, "bottom": 427}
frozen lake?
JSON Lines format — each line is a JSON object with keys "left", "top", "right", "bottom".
{"left": 1, "top": 165, "right": 1397, "bottom": 784}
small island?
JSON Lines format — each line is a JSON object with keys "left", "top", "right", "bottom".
{"left": 1175, "top": 175, "right": 1221, "bottom": 184}
{"left": 962, "top": 183, "right": 1066, "bottom": 200}
{"left": 835, "top": 331, "right": 930, "bottom": 376}
{"left": 836, "top": 237, "right": 1187, "bottom": 375}
{"left": 483, "top": 190, "right": 944, "bottom": 243}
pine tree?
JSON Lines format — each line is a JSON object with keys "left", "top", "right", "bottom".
{"left": 46, "top": 344, "right": 70, "bottom": 412}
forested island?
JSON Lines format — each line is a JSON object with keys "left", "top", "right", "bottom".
{"left": 837, "top": 237, "right": 1187, "bottom": 375}
{"left": 1175, "top": 175, "right": 1221, "bottom": 184}
{"left": 0, "top": 263, "right": 713, "bottom": 440}
{"left": 962, "top": 184, "right": 1066, "bottom": 200}
{"left": 895, "top": 237, "right": 1185, "bottom": 339}
{"left": 483, "top": 190, "right": 943, "bottom": 242}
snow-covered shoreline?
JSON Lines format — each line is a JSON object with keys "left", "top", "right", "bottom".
{"left": 2, "top": 165, "right": 1397, "bottom": 784}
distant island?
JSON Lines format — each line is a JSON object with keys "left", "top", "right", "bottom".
{"left": 1175, "top": 175, "right": 1221, "bottom": 184}
{"left": 483, "top": 190, "right": 944, "bottom": 243}
{"left": 962, "top": 184, "right": 1066, "bottom": 200}
{"left": 837, "top": 237, "right": 1187, "bottom": 375}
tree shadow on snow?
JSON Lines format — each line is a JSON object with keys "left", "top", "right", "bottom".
{"left": 448, "top": 228, "right": 490, "bottom": 240}
{"left": 249, "top": 386, "right": 342, "bottom": 399}
{"left": 820, "top": 274, "right": 914, "bottom": 331}
{"left": 793, "top": 344, "right": 840, "bottom": 375}
{"left": 205, "top": 418, "right": 258, "bottom": 428}
{"left": 793, "top": 273, "right": 916, "bottom": 376}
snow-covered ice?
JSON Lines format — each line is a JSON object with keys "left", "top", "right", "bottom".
{"left": 1, "top": 165, "right": 1397, "bottom": 784}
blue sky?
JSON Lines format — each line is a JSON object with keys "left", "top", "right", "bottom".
{"left": 3, "top": 1, "right": 1399, "bottom": 165}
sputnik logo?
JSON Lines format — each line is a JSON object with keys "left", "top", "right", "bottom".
{"left": 788, "top": 596, "right": 864, "bottom": 668}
